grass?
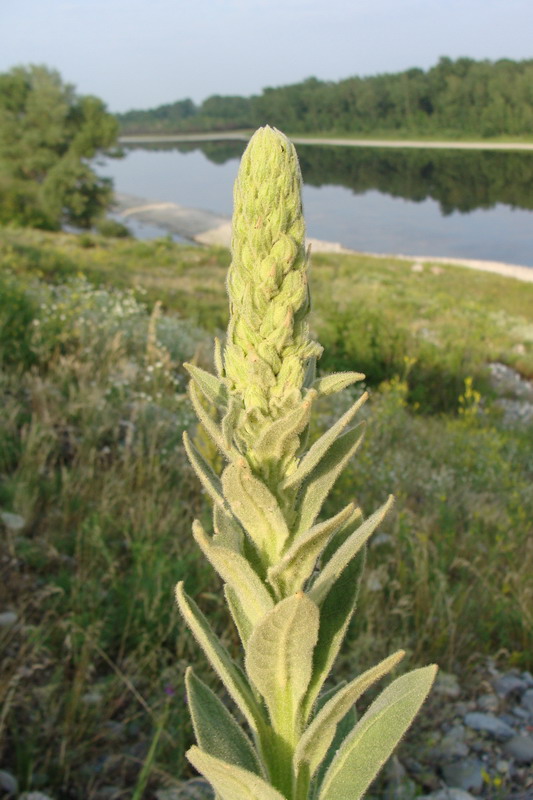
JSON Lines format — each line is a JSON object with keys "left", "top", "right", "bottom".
{"left": 0, "top": 227, "right": 532, "bottom": 798}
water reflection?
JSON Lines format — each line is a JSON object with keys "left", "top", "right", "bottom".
{"left": 125, "top": 141, "right": 533, "bottom": 215}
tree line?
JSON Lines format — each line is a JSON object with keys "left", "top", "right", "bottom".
{"left": 128, "top": 140, "right": 533, "bottom": 215}
{"left": 117, "top": 57, "right": 533, "bottom": 138}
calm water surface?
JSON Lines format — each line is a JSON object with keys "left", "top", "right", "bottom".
{"left": 97, "top": 143, "right": 533, "bottom": 267}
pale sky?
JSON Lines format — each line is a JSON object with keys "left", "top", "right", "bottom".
{"left": 1, "top": 0, "right": 532, "bottom": 113}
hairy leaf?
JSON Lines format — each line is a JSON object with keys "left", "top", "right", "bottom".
{"left": 213, "top": 505, "right": 244, "bottom": 551}
{"left": 224, "top": 585, "right": 253, "bottom": 646}
{"left": 319, "top": 665, "right": 438, "bottom": 800}
{"left": 187, "top": 747, "right": 287, "bottom": 800}
{"left": 183, "top": 432, "right": 225, "bottom": 508}
{"left": 310, "top": 496, "right": 394, "bottom": 606}
{"left": 193, "top": 520, "right": 274, "bottom": 628}
{"left": 214, "top": 336, "right": 224, "bottom": 378}
{"left": 189, "top": 382, "right": 231, "bottom": 458}
{"left": 282, "top": 392, "right": 367, "bottom": 492}
{"left": 304, "top": 547, "right": 366, "bottom": 717}
{"left": 186, "top": 668, "right": 262, "bottom": 775}
{"left": 245, "top": 593, "right": 319, "bottom": 725}
{"left": 295, "top": 424, "right": 365, "bottom": 535}
{"left": 175, "top": 582, "right": 263, "bottom": 734}
{"left": 185, "top": 362, "right": 228, "bottom": 406}
{"left": 267, "top": 503, "right": 355, "bottom": 596}
{"left": 295, "top": 650, "right": 405, "bottom": 778}
{"left": 313, "top": 372, "right": 365, "bottom": 396}
{"left": 222, "top": 461, "right": 290, "bottom": 563}
{"left": 251, "top": 392, "right": 316, "bottom": 465}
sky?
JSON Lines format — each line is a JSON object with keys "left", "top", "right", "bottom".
{"left": 1, "top": 0, "right": 532, "bottom": 113}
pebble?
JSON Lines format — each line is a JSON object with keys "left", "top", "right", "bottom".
{"left": 476, "top": 693, "right": 499, "bottom": 713}
{"left": 156, "top": 780, "right": 214, "bottom": 800}
{"left": 0, "top": 770, "right": 18, "bottom": 794}
{"left": 442, "top": 757, "right": 484, "bottom": 793}
{"left": 0, "top": 511, "right": 25, "bottom": 530}
{"left": 419, "top": 790, "right": 476, "bottom": 800}
{"left": 463, "top": 711, "right": 514, "bottom": 740}
{"left": 19, "top": 794, "right": 55, "bottom": 800}
{"left": 493, "top": 673, "right": 528, "bottom": 698}
{"left": 502, "top": 734, "right": 533, "bottom": 764}
{"left": 521, "top": 670, "right": 533, "bottom": 688}
{"left": 0, "top": 611, "right": 18, "bottom": 628}
{"left": 434, "top": 672, "right": 461, "bottom": 700}
{"left": 521, "top": 688, "right": 533, "bottom": 713}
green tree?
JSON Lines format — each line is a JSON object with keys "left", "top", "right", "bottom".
{"left": 0, "top": 64, "right": 119, "bottom": 229}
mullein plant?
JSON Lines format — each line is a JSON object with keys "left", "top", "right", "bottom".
{"left": 176, "top": 126, "right": 437, "bottom": 800}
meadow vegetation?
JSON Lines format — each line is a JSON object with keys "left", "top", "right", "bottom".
{"left": 0, "top": 227, "right": 532, "bottom": 797}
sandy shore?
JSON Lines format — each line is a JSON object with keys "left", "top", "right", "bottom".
{"left": 118, "top": 132, "right": 533, "bottom": 152}
{"left": 113, "top": 192, "right": 533, "bottom": 283}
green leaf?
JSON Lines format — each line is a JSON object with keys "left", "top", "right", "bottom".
{"left": 222, "top": 461, "right": 290, "bottom": 563}
{"left": 185, "top": 362, "right": 228, "bottom": 406}
{"left": 186, "top": 668, "right": 262, "bottom": 776}
{"left": 318, "top": 665, "right": 438, "bottom": 800}
{"left": 183, "top": 432, "right": 225, "bottom": 508}
{"left": 313, "top": 705, "right": 356, "bottom": 796}
{"left": 251, "top": 393, "right": 315, "bottom": 465}
{"left": 187, "top": 747, "right": 287, "bottom": 800}
{"left": 313, "top": 372, "right": 365, "bottom": 396}
{"left": 295, "top": 424, "right": 365, "bottom": 535}
{"left": 189, "top": 382, "right": 231, "bottom": 458}
{"left": 294, "top": 650, "right": 405, "bottom": 779}
{"left": 221, "top": 397, "right": 241, "bottom": 450}
{"left": 224, "top": 585, "right": 253, "bottom": 646}
{"left": 175, "top": 582, "right": 263, "bottom": 734}
{"left": 245, "top": 594, "right": 319, "bottom": 725}
{"left": 267, "top": 503, "right": 355, "bottom": 596}
{"left": 303, "top": 356, "right": 317, "bottom": 389}
{"left": 214, "top": 336, "right": 224, "bottom": 378}
{"left": 303, "top": 546, "right": 366, "bottom": 718}
{"left": 193, "top": 520, "right": 274, "bottom": 629}
{"left": 213, "top": 505, "right": 244, "bottom": 551}
{"left": 282, "top": 392, "right": 367, "bottom": 491}
{"left": 318, "top": 505, "right": 361, "bottom": 566}
{"left": 309, "top": 496, "right": 394, "bottom": 606}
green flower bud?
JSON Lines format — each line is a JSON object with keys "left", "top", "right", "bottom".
{"left": 224, "top": 127, "right": 322, "bottom": 443}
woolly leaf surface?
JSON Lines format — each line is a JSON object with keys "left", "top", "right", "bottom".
{"left": 295, "top": 425, "right": 365, "bottom": 535}
{"left": 294, "top": 650, "right": 405, "bottom": 778}
{"left": 245, "top": 593, "right": 319, "bottom": 724}
{"left": 175, "top": 582, "right": 263, "bottom": 733}
{"left": 186, "top": 668, "right": 262, "bottom": 775}
{"left": 183, "top": 432, "right": 225, "bottom": 508}
{"left": 193, "top": 520, "right": 274, "bottom": 628}
{"left": 222, "top": 461, "right": 289, "bottom": 563}
{"left": 309, "top": 496, "right": 393, "bottom": 606}
{"left": 267, "top": 503, "right": 355, "bottom": 596}
{"left": 319, "top": 666, "right": 438, "bottom": 800}
{"left": 187, "top": 747, "right": 287, "bottom": 800}
{"left": 283, "top": 392, "right": 367, "bottom": 492}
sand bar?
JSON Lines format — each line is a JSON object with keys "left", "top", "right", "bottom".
{"left": 113, "top": 192, "right": 533, "bottom": 283}
{"left": 119, "top": 132, "right": 533, "bottom": 152}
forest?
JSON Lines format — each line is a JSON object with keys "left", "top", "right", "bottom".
{"left": 117, "top": 56, "right": 533, "bottom": 138}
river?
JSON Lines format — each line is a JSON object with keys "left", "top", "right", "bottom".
{"left": 97, "top": 141, "right": 533, "bottom": 267}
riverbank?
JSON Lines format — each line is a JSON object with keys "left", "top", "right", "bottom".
{"left": 113, "top": 192, "right": 533, "bottom": 283}
{"left": 118, "top": 131, "right": 533, "bottom": 152}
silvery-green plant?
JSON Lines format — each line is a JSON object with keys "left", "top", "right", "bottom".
{"left": 176, "top": 126, "right": 437, "bottom": 800}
